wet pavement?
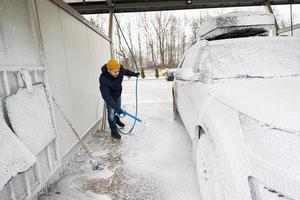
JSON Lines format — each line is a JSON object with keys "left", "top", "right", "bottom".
{"left": 39, "top": 79, "right": 200, "bottom": 200}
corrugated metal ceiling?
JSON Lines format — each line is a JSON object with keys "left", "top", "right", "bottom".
{"left": 65, "top": 0, "right": 300, "bottom": 14}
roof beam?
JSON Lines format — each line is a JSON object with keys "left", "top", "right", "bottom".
{"left": 68, "top": 0, "right": 300, "bottom": 14}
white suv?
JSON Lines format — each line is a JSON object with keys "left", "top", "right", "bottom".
{"left": 173, "top": 12, "right": 300, "bottom": 200}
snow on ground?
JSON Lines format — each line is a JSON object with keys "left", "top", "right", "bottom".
{"left": 5, "top": 84, "right": 56, "bottom": 155}
{"left": 38, "top": 79, "right": 200, "bottom": 200}
{"left": 0, "top": 99, "right": 36, "bottom": 190}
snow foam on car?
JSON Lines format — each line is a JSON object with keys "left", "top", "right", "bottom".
{"left": 248, "top": 177, "right": 296, "bottom": 200}
{"left": 197, "top": 12, "right": 275, "bottom": 40}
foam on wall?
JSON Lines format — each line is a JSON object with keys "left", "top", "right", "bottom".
{"left": 6, "top": 84, "right": 56, "bottom": 155}
{"left": 0, "top": 99, "right": 36, "bottom": 189}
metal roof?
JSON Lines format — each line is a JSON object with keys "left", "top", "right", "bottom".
{"left": 66, "top": 0, "right": 300, "bottom": 14}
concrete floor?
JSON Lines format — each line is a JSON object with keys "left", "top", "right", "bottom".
{"left": 39, "top": 79, "right": 200, "bottom": 200}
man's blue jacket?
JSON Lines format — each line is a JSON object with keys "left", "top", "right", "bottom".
{"left": 99, "top": 64, "right": 137, "bottom": 109}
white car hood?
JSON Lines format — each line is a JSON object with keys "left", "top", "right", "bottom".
{"left": 209, "top": 77, "right": 300, "bottom": 132}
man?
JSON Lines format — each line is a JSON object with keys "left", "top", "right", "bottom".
{"left": 99, "top": 59, "right": 140, "bottom": 139}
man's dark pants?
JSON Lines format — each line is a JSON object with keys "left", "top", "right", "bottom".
{"left": 106, "top": 97, "right": 121, "bottom": 133}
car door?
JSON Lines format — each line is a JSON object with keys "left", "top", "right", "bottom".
{"left": 175, "top": 44, "right": 201, "bottom": 137}
{"left": 188, "top": 45, "right": 214, "bottom": 139}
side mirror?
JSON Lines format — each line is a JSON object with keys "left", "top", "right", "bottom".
{"left": 175, "top": 68, "right": 194, "bottom": 81}
{"left": 175, "top": 68, "right": 201, "bottom": 82}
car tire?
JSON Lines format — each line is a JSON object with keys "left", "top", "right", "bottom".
{"left": 196, "top": 133, "right": 225, "bottom": 200}
{"left": 172, "top": 90, "right": 180, "bottom": 120}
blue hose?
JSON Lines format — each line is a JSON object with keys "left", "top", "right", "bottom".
{"left": 117, "top": 76, "right": 139, "bottom": 135}
{"left": 107, "top": 5, "right": 140, "bottom": 135}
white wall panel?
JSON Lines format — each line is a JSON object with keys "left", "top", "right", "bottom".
{"left": 87, "top": 30, "right": 110, "bottom": 121}
{"left": 36, "top": 0, "right": 111, "bottom": 156}
{"left": 0, "top": 0, "right": 41, "bottom": 67}
{"left": 60, "top": 11, "right": 95, "bottom": 134}
{"left": 35, "top": 0, "right": 77, "bottom": 155}
{"left": 0, "top": 0, "right": 110, "bottom": 197}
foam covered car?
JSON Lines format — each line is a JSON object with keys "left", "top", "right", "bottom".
{"left": 172, "top": 13, "right": 300, "bottom": 200}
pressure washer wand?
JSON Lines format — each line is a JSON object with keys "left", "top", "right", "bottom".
{"left": 52, "top": 97, "right": 104, "bottom": 171}
{"left": 124, "top": 111, "right": 142, "bottom": 122}
{"left": 119, "top": 110, "right": 142, "bottom": 122}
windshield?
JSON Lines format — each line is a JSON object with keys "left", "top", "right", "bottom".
{"left": 201, "top": 38, "right": 300, "bottom": 82}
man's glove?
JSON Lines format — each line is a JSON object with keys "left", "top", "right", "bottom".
{"left": 134, "top": 72, "right": 140, "bottom": 77}
{"left": 116, "top": 107, "right": 124, "bottom": 115}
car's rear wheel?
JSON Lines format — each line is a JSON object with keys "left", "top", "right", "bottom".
{"left": 172, "top": 90, "right": 179, "bottom": 120}
{"left": 196, "top": 133, "right": 225, "bottom": 200}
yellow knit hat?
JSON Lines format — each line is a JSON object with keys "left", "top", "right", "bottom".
{"left": 107, "top": 59, "right": 120, "bottom": 70}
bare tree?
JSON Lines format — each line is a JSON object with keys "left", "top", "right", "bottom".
{"left": 181, "top": 34, "right": 187, "bottom": 57}
{"left": 176, "top": 19, "right": 185, "bottom": 64}
{"left": 126, "top": 21, "right": 134, "bottom": 53}
{"left": 115, "top": 24, "right": 128, "bottom": 66}
{"left": 108, "top": 11, "right": 216, "bottom": 69}
{"left": 96, "top": 14, "right": 108, "bottom": 34}
{"left": 191, "top": 18, "right": 200, "bottom": 41}
{"left": 89, "top": 17, "right": 99, "bottom": 27}
{"left": 137, "top": 17, "right": 143, "bottom": 68}
{"left": 190, "top": 12, "right": 213, "bottom": 42}
{"left": 168, "top": 15, "right": 178, "bottom": 66}
{"left": 126, "top": 21, "right": 135, "bottom": 69}
{"left": 142, "top": 14, "right": 156, "bottom": 67}
{"left": 152, "top": 12, "right": 171, "bottom": 67}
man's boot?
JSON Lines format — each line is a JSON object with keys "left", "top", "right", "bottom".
{"left": 116, "top": 120, "right": 125, "bottom": 128}
{"left": 115, "top": 116, "right": 125, "bottom": 128}
{"left": 111, "top": 130, "right": 121, "bottom": 139}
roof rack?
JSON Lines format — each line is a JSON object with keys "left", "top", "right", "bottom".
{"left": 197, "top": 12, "right": 275, "bottom": 41}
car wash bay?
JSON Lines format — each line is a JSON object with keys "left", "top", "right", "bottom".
{"left": 38, "top": 79, "right": 201, "bottom": 200}
{"left": 1, "top": 0, "right": 298, "bottom": 199}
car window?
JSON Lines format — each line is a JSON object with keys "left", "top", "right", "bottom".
{"left": 177, "top": 56, "right": 186, "bottom": 69}
{"left": 181, "top": 45, "right": 200, "bottom": 69}
{"left": 195, "top": 46, "right": 210, "bottom": 83}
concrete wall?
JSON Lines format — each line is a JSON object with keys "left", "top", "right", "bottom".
{"left": 0, "top": 0, "right": 42, "bottom": 68}
{"left": 0, "top": 0, "right": 110, "bottom": 199}
{"left": 36, "top": 0, "right": 110, "bottom": 157}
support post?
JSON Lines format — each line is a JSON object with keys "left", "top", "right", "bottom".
{"left": 34, "top": 0, "right": 62, "bottom": 164}
{"left": 264, "top": 2, "right": 279, "bottom": 35}
{"left": 290, "top": 3, "right": 294, "bottom": 36}
{"left": 102, "top": 8, "right": 114, "bottom": 131}
{"left": 108, "top": 9, "right": 114, "bottom": 58}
